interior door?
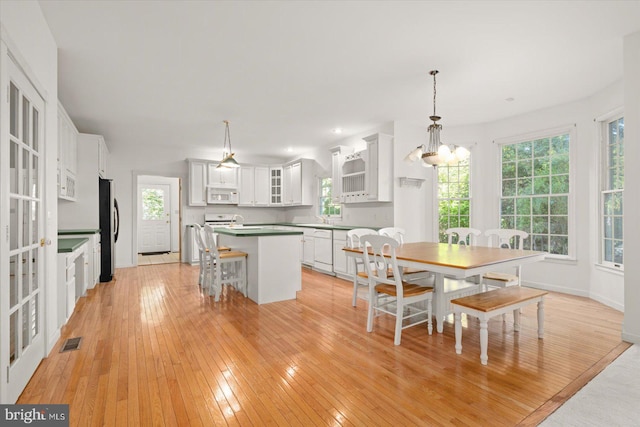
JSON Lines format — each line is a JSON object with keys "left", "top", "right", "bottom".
{"left": 1, "top": 51, "right": 46, "bottom": 403}
{"left": 138, "top": 184, "right": 171, "bottom": 253}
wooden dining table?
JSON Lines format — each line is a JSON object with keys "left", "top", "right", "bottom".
{"left": 343, "top": 241, "right": 547, "bottom": 333}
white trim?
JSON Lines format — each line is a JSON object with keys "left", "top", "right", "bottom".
{"left": 493, "top": 123, "right": 576, "bottom": 146}
{"left": 496, "top": 125, "right": 576, "bottom": 258}
{"left": 596, "top": 112, "right": 625, "bottom": 268}
{"left": 595, "top": 263, "right": 624, "bottom": 276}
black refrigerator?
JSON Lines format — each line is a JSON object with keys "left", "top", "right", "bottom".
{"left": 99, "top": 177, "right": 119, "bottom": 282}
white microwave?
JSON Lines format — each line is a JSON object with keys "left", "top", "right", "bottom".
{"left": 207, "top": 188, "right": 238, "bottom": 204}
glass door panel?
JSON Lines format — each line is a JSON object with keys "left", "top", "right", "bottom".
{"left": 2, "top": 55, "right": 45, "bottom": 403}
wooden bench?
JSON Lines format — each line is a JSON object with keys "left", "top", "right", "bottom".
{"left": 451, "top": 286, "right": 548, "bottom": 365}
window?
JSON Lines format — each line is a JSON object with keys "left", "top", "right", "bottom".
{"left": 142, "top": 188, "right": 165, "bottom": 220}
{"left": 437, "top": 157, "right": 471, "bottom": 243}
{"left": 601, "top": 116, "right": 624, "bottom": 268}
{"left": 499, "top": 130, "right": 572, "bottom": 256}
{"left": 319, "top": 177, "right": 341, "bottom": 217}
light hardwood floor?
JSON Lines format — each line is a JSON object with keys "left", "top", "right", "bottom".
{"left": 19, "top": 263, "right": 626, "bottom": 426}
{"left": 137, "top": 252, "right": 181, "bottom": 266}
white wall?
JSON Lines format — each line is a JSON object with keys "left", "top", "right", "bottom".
{"left": 1, "top": 1, "right": 59, "bottom": 354}
{"left": 623, "top": 31, "right": 640, "bottom": 344}
{"left": 443, "top": 81, "right": 626, "bottom": 309}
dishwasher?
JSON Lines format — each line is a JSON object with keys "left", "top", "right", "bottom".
{"left": 313, "top": 229, "right": 333, "bottom": 273}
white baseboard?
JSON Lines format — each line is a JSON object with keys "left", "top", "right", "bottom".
{"left": 621, "top": 329, "right": 640, "bottom": 344}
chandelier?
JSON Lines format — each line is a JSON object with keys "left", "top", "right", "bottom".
{"left": 404, "top": 70, "right": 469, "bottom": 167}
{"left": 217, "top": 120, "right": 240, "bottom": 168}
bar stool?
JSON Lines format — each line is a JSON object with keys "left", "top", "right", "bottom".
{"left": 204, "top": 224, "right": 248, "bottom": 301}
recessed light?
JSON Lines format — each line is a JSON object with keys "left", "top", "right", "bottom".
{"left": 505, "top": 97, "right": 515, "bottom": 102}
{"left": 332, "top": 128, "right": 343, "bottom": 134}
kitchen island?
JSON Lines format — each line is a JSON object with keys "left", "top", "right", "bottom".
{"left": 214, "top": 226, "right": 303, "bottom": 304}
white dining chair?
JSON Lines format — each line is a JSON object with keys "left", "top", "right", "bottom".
{"left": 192, "top": 224, "right": 212, "bottom": 290}
{"left": 378, "top": 227, "right": 432, "bottom": 284}
{"left": 360, "top": 234, "right": 433, "bottom": 345}
{"left": 346, "top": 228, "right": 378, "bottom": 307}
{"left": 445, "top": 227, "right": 481, "bottom": 246}
{"left": 203, "top": 224, "right": 248, "bottom": 301}
{"left": 482, "top": 229, "right": 529, "bottom": 289}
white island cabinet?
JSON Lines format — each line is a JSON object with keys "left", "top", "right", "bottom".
{"left": 215, "top": 227, "right": 303, "bottom": 304}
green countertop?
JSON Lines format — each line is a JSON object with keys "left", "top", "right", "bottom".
{"left": 58, "top": 237, "right": 89, "bottom": 253}
{"left": 214, "top": 227, "right": 303, "bottom": 237}
{"left": 187, "top": 223, "right": 381, "bottom": 231}
{"left": 58, "top": 229, "right": 100, "bottom": 235}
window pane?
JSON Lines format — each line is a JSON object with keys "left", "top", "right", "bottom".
{"left": 502, "top": 162, "right": 516, "bottom": 179}
{"left": 142, "top": 189, "right": 164, "bottom": 220}
{"left": 517, "top": 141, "right": 532, "bottom": 159}
{"left": 10, "top": 82, "right": 19, "bottom": 138}
{"left": 603, "top": 216, "right": 612, "bottom": 239}
{"left": 532, "top": 197, "right": 549, "bottom": 215}
{"left": 533, "top": 216, "right": 549, "bottom": 234}
{"left": 614, "top": 216, "right": 623, "bottom": 240}
{"left": 552, "top": 134, "right": 570, "bottom": 154}
{"left": 550, "top": 216, "right": 568, "bottom": 235}
{"left": 614, "top": 240, "right": 623, "bottom": 264}
{"left": 502, "top": 179, "right": 516, "bottom": 197}
{"left": 533, "top": 138, "right": 550, "bottom": 157}
{"left": 517, "top": 160, "right": 532, "bottom": 178}
{"left": 549, "top": 236, "right": 568, "bottom": 255}
{"left": 516, "top": 198, "right": 530, "bottom": 215}
{"left": 550, "top": 196, "right": 568, "bottom": 215}
{"left": 551, "top": 175, "right": 569, "bottom": 194}
{"left": 501, "top": 199, "right": 514, "bottom": 215}
{"left": 604, "top": 239, "right": 613, "bottom": 262}
{"left": 502, "top": 145, "right": 516, "bottom": 162}
{"left": 517, "top": 178, "right": 532, "bottom": 195}
{"left": 533, "top": 158, "right": 549, "bottom": 176}
{"left": 551, "top": 154, "right": 569, "bottom": 174}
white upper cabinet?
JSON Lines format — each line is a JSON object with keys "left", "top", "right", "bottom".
{"left": 188, "top": 159, "right": 207, "bottom": 206}
{"left": 364, "top": 133, "right": 393, "bottom": 202}
{"left": 238, "top": 166, "right": 269, "bottom": 206}
{"left": 207, "top": 163, "right": 238, "bottom": 188}
{"left": 283, "top": 159, "right": 314, "bottom": 206}
{"left": 58, "top": 102, "right": 78, "bottom": 201}
{"left": 269, "top": 167, "right": 283, "bottom": 205}
{"left": 330, "top": 146, "right": 353, "bottom": 203}
{"left": 336, "top": 133, "right": 393, "bottom": 203}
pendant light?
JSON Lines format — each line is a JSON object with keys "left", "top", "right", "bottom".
{"left": 217, "top": 120, "right": 240, "bottom": 168}
{"left": 404, "top": 70, "right": 470, "bottom": 167}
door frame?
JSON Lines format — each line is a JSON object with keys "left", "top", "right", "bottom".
{"left": 131, "top": 172, "right": 182, "bottom": 266}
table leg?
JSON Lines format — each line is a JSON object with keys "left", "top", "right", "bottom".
{"left": 435, "top": 273, "right": 445, "bottom": 333}
{"left": 454, "top": 312, "right": 462, "bottom": 354}
{"left": 513, "top": 308, "right": 520, "bottom": 332}
{"left": 537, "top": 298, "right": 545, "bottom": 339}
{"left": 479, "top": 318, "right": 489, "bottom": 365}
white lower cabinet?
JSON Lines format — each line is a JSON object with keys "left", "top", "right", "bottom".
{"left": 302, "top": 228, "right": 315, "bottom": 266}
{"left": 186, "top": 225, "right": 200, "bottom": 265}
{"left": 57, "top": 240, "right": 89, "bottom": 325}
{"left": 332, "top": 230, "right": 352, "bottom": 279}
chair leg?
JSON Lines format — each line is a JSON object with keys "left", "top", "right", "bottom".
{"left": 366, "top": 289, "right": 375, "bottom": 332}
{"left": 394, "top": 306, "right": 403, "bottom": 345}
{"left": 427, "top": 299, "right": 433, "bottom": 335}
{"left": 352, "top": 276, "right": 358, "bottom": 307}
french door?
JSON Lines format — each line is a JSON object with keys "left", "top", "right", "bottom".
{"left": 0, "top": 47, "right": 46, "bottom": 403}
{"left": 138, "top": 183, "right": 171, "bottom": 253}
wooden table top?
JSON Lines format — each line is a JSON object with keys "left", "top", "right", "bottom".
{"left": 344, "top": 241, "right": 545, "bottom": 270}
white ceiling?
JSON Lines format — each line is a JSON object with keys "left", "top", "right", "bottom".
{"left": 39, "top": 0, "right": 640, "bottom": 161}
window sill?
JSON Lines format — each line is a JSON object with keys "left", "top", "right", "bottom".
{"left": 541, "top": 256, "right": 577, "bottom": 265}
{"left": 595, "top": 263, "right": 624, "bottom": 276}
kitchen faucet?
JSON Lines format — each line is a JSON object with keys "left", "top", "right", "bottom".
{"left": 231, "top": 214, "right": 244, "bottom": 225}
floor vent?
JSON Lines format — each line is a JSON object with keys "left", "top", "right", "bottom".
{"left": 60, "top": 337, "right": 82, "bottom": 352}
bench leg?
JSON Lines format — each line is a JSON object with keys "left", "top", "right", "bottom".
{"left": 479, "top": 319, "right": 489, "bottom": 365}
{"left": 513, "top": 308, "right": 520, "bottom": 332}
{"left": 454, "top": 312, "right": 462, "bottom": 354}
{"left": 537, "top": 298, "right": 545, "bottom": 339}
